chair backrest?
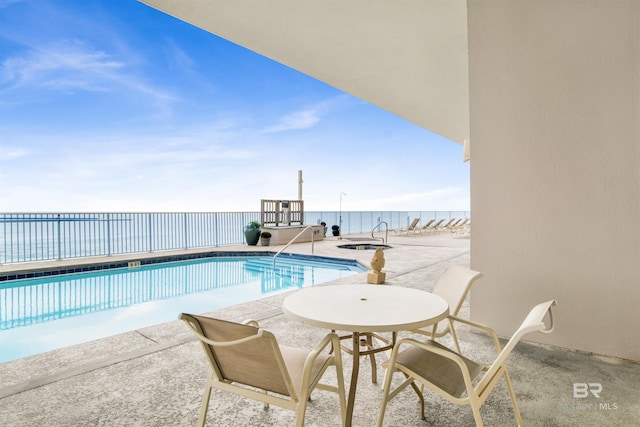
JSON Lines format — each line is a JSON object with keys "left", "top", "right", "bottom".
{"left": 422, "top": 219, "right": 435, "bottom": 229}
{"left": 181, "top": 313, "right": 294, "bottom": 397}
{"left": 457, "top": 218, "right": 469, "bottom": 227}
{"left": 431, "top": 219, "right": 445, "bottom": 228}
{"left": 432, "top": 266, "right": 483, "bottom": 335}
{"left": 448, "top": 218, "right": 463, "bottom": 228}
{"left": 479, "top": 300, "right": 557, "bottom": 391}
{"left": 408, "top": 218, "right": 420, "bottom": 229}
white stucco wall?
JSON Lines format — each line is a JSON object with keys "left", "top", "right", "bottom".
{"left": 468, "top": 1, "right": 640, "bottom": 361}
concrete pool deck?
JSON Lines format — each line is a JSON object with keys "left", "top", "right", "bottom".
{"left": 1, "top": 231, "right": 638, "bottom": 426}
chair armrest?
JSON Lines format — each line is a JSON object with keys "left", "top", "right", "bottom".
{"left": 182, "top": 319, "right": 266, "bottom": 347}
{"left": 447, "top": 315, "right": 503, "bottom": 354}
{"left": 299, "top": 332, "right": 342, "bottom": 391}
{"left": 242, "top": 319, "right": 259, "bottom": 327}
{"left": 448, "top": 315, "right": 495, "bottom": 333}
{"left": 306, "top": 332, "right": 340, "bottom": 361}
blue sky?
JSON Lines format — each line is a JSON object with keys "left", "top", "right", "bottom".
{"left": 0, "top": 0, "right": 469, "bottom": 213}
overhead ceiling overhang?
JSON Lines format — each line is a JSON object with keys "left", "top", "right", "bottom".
{"left": 139, "top": 0, "right": 469, "bottom": 145}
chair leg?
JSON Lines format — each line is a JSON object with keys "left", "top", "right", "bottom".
{"left": 408, "top": 379, "right": 425, "bottom": 420}
{"left": 377, "top": 365, "right": 395, "bottom": 427}
{"left": 470, "top": 404, "right": 484, "bottom": 427}
{"left": 295, "top": 396, "right": 309, "bottom": 427}
{"left": 448, "top": 319, "right": 463, "bottom": 354}
{"left": 467, "top": 392, "right": 484, "bottom": 427}
{"left": 198, "top": 374, "right": 214, "bottom": 427}
{"left": 332, "top": 354, "right": 347, "bottom": 426}
{"left": 503, "top": 370, "right": 524, "bottom": 426}
{"left": 378, "top": 376, "right": 418, "bottom": 426}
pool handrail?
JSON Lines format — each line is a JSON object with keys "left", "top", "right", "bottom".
{"left": 273, "top": 225, "right": 315, "bottom": 267}
{"left": 371, "top": 221, "right": 388, "bottom": 244}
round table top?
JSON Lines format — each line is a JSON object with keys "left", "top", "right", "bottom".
{"left": 282, "top": 284, "right": 449, "bottom": 333}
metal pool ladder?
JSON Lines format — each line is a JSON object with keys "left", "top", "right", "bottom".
{"left": 273, "top": 225, "right": 315, "bottom": 267}
{"left": 371, "top": 221, "right": 388, "bottom": 244}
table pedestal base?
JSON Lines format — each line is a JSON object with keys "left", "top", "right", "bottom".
{"left": 342, "top": 331, "right": 396, "bottom": 427}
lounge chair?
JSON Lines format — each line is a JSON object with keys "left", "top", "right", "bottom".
{"left": 423, "top": 218, "right": 445, "bottom": 233}
{"left": 436, "top": 218, "right": 457, "bottom": 232}
{"left": 451, "top": 218, "right": 471, "bottom": 237}
{"left": 378, "top": 300, "right": 557, "bottom": 427}
{"left": 443, "top": 218, "right": 463, "bottom": 231}
{"left": 180, "top": 313, "right": 347, "bottom": 427}
{"left": 393, "top": 218, "right": 420, "bottom": 235}
{"left": 415, "top": 219, "right": 436, "bottom": 234}
{"left": 447, "top": 217, "right": 469, "bottom": 232}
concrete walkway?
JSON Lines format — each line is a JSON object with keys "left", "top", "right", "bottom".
{"left": 1, "top": 232, "right": 638, "bottom": 426}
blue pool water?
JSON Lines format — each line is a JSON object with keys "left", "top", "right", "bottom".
{"left": 0, "top": 254, "right": 365, "bottom": 363}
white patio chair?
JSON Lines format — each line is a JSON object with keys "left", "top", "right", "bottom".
{"left": 378, "top": 300, "right": 557, "bottom": 427}
{"left": 180, "top": 313, "right": 347, "bottom": 427}
{"left": 411, "top": 266, "right": 483, "bottom": 352}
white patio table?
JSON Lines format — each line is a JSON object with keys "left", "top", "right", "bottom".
{"left": 282, "top": 284, "right": 449, "bottom": 427}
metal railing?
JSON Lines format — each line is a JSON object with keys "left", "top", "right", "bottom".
{"left": 273, "top": 225, "right": 315, "bottom": 267}
{"left": 371, "top": 221, "right": 389, "bottom": 244}
{"left": 0, "top": 211, "right": 469, "bottom": 264}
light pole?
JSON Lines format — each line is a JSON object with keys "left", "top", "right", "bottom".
{"left": 339, "top": 192, "right": 346, "bottom": 239}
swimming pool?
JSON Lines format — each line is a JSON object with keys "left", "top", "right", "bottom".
{"left": 0, "top": 253, "right": 366, "bottom": 363}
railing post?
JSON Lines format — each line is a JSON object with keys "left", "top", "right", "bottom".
{"left": 148, "top": 214, "right": 153, "bottom": 253}
{"left": 107, "top": 213, "right": 112, "bottom": 256}
{"left": 57, "top": 213, "right": 62, "bottom": 261}
{"left": 183, "top": 213, "right": 188, "bottom": 250}
{"left": 214, "top": 212, "right": 219, "bottom": 247}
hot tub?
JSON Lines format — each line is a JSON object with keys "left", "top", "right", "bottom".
{"left": 338, "top": 244, "right": 392, "bottom": 250}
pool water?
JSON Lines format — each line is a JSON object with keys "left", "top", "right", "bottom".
{"left": 0, "top": 254, "right": 365, "bottom": 363}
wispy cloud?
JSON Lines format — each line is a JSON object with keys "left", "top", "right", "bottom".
{"left": 0, "top": 39, "right": 176, "bottom": 109}
{"left": 262, "top": 94, "right": 356, "bottom": 133}
{"left": 164, "top": 38, "right": 195, "bottom": 70}
{"left": 0, "top": 145, "right": 30, "bottom": 160}
{"left": 263, "top": 109, "right": 320, "bottom": 133}
{"left": 1, "top": 40, "right": 122, "bottom": 91}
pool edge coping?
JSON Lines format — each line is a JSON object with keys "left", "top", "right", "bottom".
{"left": 0, "top": 250, "right": 366, "bottom": 282}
